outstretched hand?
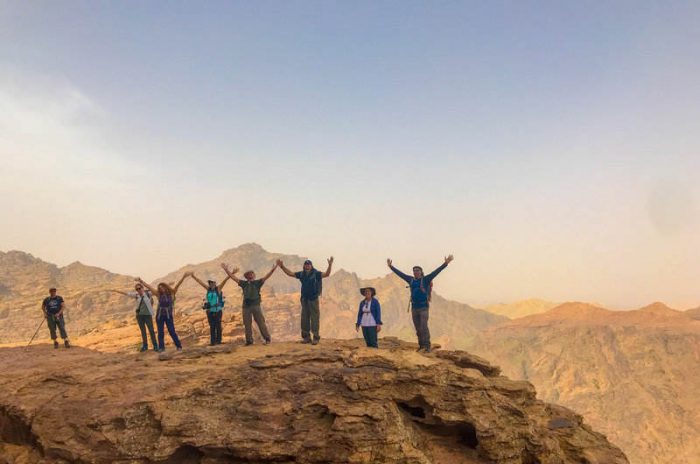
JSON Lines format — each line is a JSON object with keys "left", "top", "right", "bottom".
{"left": 444, "top": 254, "right": 454, "bottom": 264}
{"left": 386, "top": 258, "right": 392, "bottom": 268}
{"left": 276, "top": 259, "right": 284, "bottom": 266}
{"left": 327, "top": 256, "right": 334, "bottom": 265}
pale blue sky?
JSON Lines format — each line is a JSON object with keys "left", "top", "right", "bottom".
{"left": 1, "top": 1, "right": 699, "bottom": 308}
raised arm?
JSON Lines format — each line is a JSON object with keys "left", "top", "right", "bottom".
{"left": 217, "top": 274, "right": 232, "bottom": 292}
{"left": 386, "top": 258, "right": 412, "bottom": 283}
{"left": 425, "top": 255, "right": 454, "bottom": 281}
{"left": 322, "top": 257, "right": 334, "bottom": 278}
{"left": 172, "top": 272, "right": 190, "bottom": 295}
{"left": 190, "top": 273, "right": 209, "bottom": 290}
{"left": 276, "top": 259, "right": 296, "bottom": 278}
{"left": 221, "top": 264, "right": 241, "bottom": 284}
{"left": 136, "top": 277, "right": 157, "bottom": 295}
{"left": 260, "top": 263, "right": 278, "bottom": 282}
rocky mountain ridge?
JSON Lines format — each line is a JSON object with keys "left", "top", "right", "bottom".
{"left": 468, "top": 302, "right": 700, "bottom": 464}
{"left": 0, "top": 338, "right": 628, "bottom": 464}
{"left": 2, "top": 244, "right": 699, "bottom": 463}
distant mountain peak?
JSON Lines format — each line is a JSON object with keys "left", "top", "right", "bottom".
{"left": 637, "top": 302, "right": 677, "bottom": 314}
{"left": 233, "top": 242, "right": 265, "bottom": 251}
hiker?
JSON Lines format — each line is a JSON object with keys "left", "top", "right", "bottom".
{"left": 356, "top": 287, "right": 382, "bottom": 348}
{"left": 42, "top": 288, "right": 70, "bottom": 349}
{"left": 135, "top": 273, "right": 190, "bottom": 352}
{"left": 277, "top": 257, "right": 333, "bottom": 345}
{"left": 110, "top": 282, "right": 158, "bottom": 352}
{"left": 190, "top": 272, "right": 231, "bottom": 346}
{"left": 387, "top": 255, "right": 454, "bottom": 353}
{"left": 221, "top": 262, "right": 277, "bottom": 346}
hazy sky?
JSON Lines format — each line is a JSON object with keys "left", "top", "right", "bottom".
{"left": 1, "top": 1, "right": 699, "bottom": 309}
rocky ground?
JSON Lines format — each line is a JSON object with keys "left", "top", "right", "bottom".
{"left": 0, "top": 338, "right": 627, "bottom": 464}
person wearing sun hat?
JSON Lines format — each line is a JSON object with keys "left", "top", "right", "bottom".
{"left": 356, "top": 287, "right": 382, "bottom": 348}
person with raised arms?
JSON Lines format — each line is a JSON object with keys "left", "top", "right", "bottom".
{"left": 135, "top": 273, "right": 190, "bottom": 352}
{"left": 190, "top": 272, "right": 231, "bottom": 346}
{"left": 387, "top": 255, "right": 454, "bottom": 353}
{"left": 110, "top": 282, "right": 158, "bottom": 352}
{"left": 221, "top": 262, "right": 277, "bottom": 346}
{"left": 277, "top": 257, "right": 333, "bottom": 345}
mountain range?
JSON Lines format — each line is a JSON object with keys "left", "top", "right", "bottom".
{"left": 1, "top": 243, "right": 698, "bottom": 464}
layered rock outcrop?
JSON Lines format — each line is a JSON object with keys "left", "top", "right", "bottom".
{"left": 0, "top": 339, "right": 627, "bottom": 464}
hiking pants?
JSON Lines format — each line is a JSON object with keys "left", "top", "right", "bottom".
{"left": 411, "top": 306, "right": 430, "bottom": 349}
{"left": 207, "top": 311, "right": 223, "bottom": 345}
{"left": 156, "top": 313, "right": 182, "bottom": 350}
{"left": 47, "top": 315, "right": 68, "bottom": 340}
{"left": 361, "top": 326, "right": 378, "bottom": 348}
{"left": 243, "top": 304, "right": 271, "bottom": 344}
{"left": 300, "top": 297, "right": 320, "bottom": 341}
{"left": 136, "top": 314, "right": 158, "bottom": 349}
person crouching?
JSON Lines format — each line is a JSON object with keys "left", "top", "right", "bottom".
{"left": 355, "top": 287, "right": 382, "bottom": 348}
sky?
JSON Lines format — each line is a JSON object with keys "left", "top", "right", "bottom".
{"left": 1, "top": 1, "right": 699, "bottom": 309}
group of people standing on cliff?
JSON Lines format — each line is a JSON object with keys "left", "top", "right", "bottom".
{"left": 41, "top": 254, "right": 454, "bottom": 353}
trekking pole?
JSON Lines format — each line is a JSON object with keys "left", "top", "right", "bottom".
{"left": 406, "top": 285, "right": 411, "bottom": 313}
{"left": 26, "top": 317, "right": 46, "bottom": 350}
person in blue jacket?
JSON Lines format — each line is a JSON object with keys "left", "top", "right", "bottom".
{"left": 355, "top": 287, "right": 382, "bottom": 348}
{"left": 387, "top": 255, "right": 454, "bottom": 353}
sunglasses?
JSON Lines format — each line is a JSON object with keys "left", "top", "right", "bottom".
{"left": 135, "top": 286, "right": 143, "bottom": 290}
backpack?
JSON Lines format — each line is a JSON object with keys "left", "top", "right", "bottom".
{"left": 406, "top": 278, "right": 433, "bottom": 311}
{"left": 202, "top": 289, "right": 225, "bottom": 311}
{"left": 242, "top": 281, "right": 261, "bottom": 303}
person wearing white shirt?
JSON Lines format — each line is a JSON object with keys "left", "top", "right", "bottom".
{"left": 355, "top": 287, "right": 382, "bottom": 348}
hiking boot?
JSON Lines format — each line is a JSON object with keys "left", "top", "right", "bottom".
{"left": 245, "top": 342, "right": 254, "bottom": 346}
{"left": 424, "top": 347, "right": 432, "bottom": 353}
{"left": 311, "top": 339, "right": 319, "bottom": 346}
{"left": 64, "top": 340, "right": 71, "bottom": 349}
{"left": 263, "top": 339, "right": 271, "bottom": 345}
{"left": 139, "top": 346, "right": 148, "bottom": 352}
{"left": 53, "top": 341, "right": 59, "bottom": 349}
{"left": 176, "top": 346, "right": 182, "bottom": 351}
{"left": 416, "top": 347, "right": 424, "bottom": 352}
{"left": 300, "top": 339, "right": 312, "bottom": 344}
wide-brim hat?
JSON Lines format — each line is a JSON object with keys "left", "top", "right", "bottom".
{"left": 360, "top": 287, "right": 376, "bottom": 297}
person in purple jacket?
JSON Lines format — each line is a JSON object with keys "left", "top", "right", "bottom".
{"left": 355, "top": 287, "right": 382, "bottom": 348}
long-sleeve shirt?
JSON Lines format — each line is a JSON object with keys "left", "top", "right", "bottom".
{"left": 127, "top": 291, "right": 155, "bottom": 316}
{"left": 389, "top": 262, "right": 448, "bottom": 309}
{"left": 356, "top": 298, "right": 382, "bottom": 327}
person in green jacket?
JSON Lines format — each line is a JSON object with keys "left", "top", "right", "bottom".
{"left": 221, "top": 262, "right": 278, "bottom": 345}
